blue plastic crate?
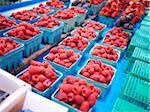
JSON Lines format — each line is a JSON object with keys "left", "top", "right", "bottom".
{"left": 4, "top": 31, "right": 42, "bottom": 57}
{"left": 56, "top": 16, "right": 76, "bottom": 33}
{"left": 43, "top": 48, "right": 82, "bottom": 76}
{"left": 121, "top": 75, "right": 150, "bottom": 110}
{"left": 89, "top": 44, "right": 121, "bottom": 66}
{"left": 9, "top": 15, "right": 40, "bottom": 24}
{"left": 0, "top": 40, "right": 24, "bottom": 71}
{"left": 16, "top": 66, "right": 63, "bottom": 98}
{"left": 98, "top": 14, "right": 118, "bottom": 28}
{"left": 90, "top": 1, "right": 106, "bottom": 15}
{"left": 78, "top": 58, "right": 116, "bottom": 98}
{"left": 38, "top": 22, "right": 64, "bottom": 44}
{"left": 75, "top": 10, "right": 87, "bottom": 26}
{"left": 59, "top": 36, "right": 93, "bottom": 55}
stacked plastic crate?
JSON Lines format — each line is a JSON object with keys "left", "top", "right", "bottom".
{"left": 112, "top": 15, "right": 150, "bottom": 111}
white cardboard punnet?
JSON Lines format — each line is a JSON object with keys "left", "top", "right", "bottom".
{"left": 23, "top": 91, "right": 69, "bottom": 112}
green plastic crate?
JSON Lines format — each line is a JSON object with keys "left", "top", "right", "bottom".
{"left": 138, "top": 26, "right": 150, "bottom": 37}
{"left": 122, "top": 75, "right": 150, "bottom": 110}
{"left": 125, "top": 59, "right": 150, "bottom": 81}
{"left": 141, "top": 21, "right": 150, "bottom": 27}
{"left": 112, "top": 98, "right": 149, "bottom": 112}
{"left": 143, "top": 16, "right": 150, "bottom": 22}
{"left": 131, "top": 34, "right": 150, "bottom": 50}
{"left": 126, "top": 35, "right": 150, "bottom": 59}
{"left": 132, "top": 47, "right": 150, "bottom": 63}
{"left": 134, "top": 30, "right": 150, "bottom": 40}
{"left": 131, "top": 60, "right": 150, "bottom": 82}
{"left": 56, "top": 16, "right": 76, "bottom": 33}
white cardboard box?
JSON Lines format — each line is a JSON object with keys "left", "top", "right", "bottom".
{"left": 0, "top": 68, "right": 31, "bottom": 112}
{"left": 22, "top": 91, "right": 69, "bottom": 112}
{"left": 0, "top": 69, "right": 68, "bottom": 112}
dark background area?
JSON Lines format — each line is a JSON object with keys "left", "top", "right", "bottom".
{"left": 0, "top": 0, "right": 30, "bottom": 6}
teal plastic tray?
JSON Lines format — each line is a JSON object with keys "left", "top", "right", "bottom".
{"left": 138, "top": 26, "right": 150, "bottom": 38}
{"left": 131, "top": 47, "right": 150, "bottom": 63}
{"left": 125, "top": 60, "right": 150, "bottom": 82}
{"left": 125, "top": 35, "right": 150, "bottom": 59}
{"left": 141, "top": 20, "right": 150, "bottom": 27}
{"left": 112, "top": 98, "right": 149, "bottom": 112}
{"left": 78, "top": 58, "right": 116, "bottom": 98}
{"left": 122, "top": 75, "right": 150, "bottom": 110}
{"left": 143, "top": 16, "right": 150, "bottom": 22}
{"left": 133, "top": 29, "right": 150, "bottom": 40}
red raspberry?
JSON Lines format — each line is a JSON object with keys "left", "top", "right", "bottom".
{"left": 60, "top": 84, "right": 73, "bottom": 93}
{"left": 34, "top": 82, "right": 45, "bottom": 91}
{"left": 87, "top": 94, "right": 97, "bottom": 106}
{"left": 75, "top": 95, "right": 85, "bottom": 104}
{"left": 68, "top": 92, "right": 75, "bottom": 102}
{"left": 43, "top": 79, "right": 52, "bottom": 88}
{"left": 79, "top": 101, "right": 90, "bottom": 112}
{"left": 81, "top": 87, "right": 91, "bottom": 97}
{"left": 56, "top": 90, "right": 68, "bottom": 103}
{"left": 31, "top": 75, "right": 39, "bottom": 83}
{"left": 38, "top": 74, "right": 47, "bottom": 82}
